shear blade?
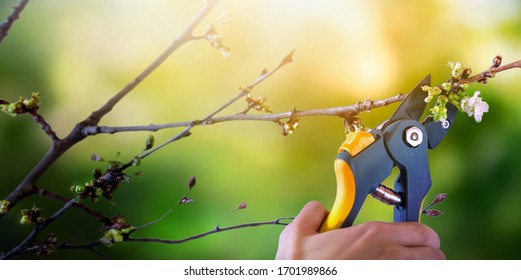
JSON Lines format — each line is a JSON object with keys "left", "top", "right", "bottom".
{"left": 387, "top": 75, "right": 431, "bottom": 124}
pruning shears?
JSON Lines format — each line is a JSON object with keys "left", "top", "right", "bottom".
{"left": 320, "top": 75, "right": 458, "bottom": 232}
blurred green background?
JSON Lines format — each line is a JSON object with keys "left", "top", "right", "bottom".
{"left": 1, "top": 0, "right": 521, "bottom": 259}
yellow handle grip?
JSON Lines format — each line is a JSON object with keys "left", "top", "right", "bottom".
{"left": 319, "top": 131, "right": 376, "bottom": 232}
{"left": 319, "top": 159, "right": 356, "bottom": 232}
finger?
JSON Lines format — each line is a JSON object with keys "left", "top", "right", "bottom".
{"left": 392, "top": 246, "right": 446, "bottom": 260}
{"left": 385, "top": 222, "right": 441, "bottom": 248}
{"left": 291, "top": 201, "right": 329, "bottom": 233}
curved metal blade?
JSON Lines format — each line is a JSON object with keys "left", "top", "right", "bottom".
{"left": 387, "top": 74, "right": 431, "bottom": 123}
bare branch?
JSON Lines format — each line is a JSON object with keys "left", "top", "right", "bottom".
{"left": 35, "top": 187, "right": 110, "bottom": 224}
{"left": 0, "top": 0, "right": 29, "bottom": 45}
{"left": 87, "top": 93, "right": 406, "bottom": 135}
{"left": 29, "top": 112, "right": 60, "bottom": 142}
{"left": 126, "top": 217, "right": 291, "bottom": 245}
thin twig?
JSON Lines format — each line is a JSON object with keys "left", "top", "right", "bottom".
{"left": 126, "top": 217, "right": 292, "bottom": 245}
{"left": 29, "top": 112, "right": 60, "bottom": 142}
{"left": 137, "top": 49, "right": 295, "bottom": 160}
{"left": 85, "top": 93, "right": 406, "bottom": 135}
{"left": 35, "top": 187, "right": 110, "bottom": 224}
{"left": 0, "top": 0, "right": 29, "bottom": 45}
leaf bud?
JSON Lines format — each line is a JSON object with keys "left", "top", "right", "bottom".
{"left": 74, "top": 185, "right": 85, "bottom": 194}
{"left": 144, "top": 135, "right": 155, "bottom": 151}
{"left": 187, "top": 176, "right": 196, "bottom": 190}
{"left": 492, "top": 55, "right": 502, "bottom": 67}
{"left": 92, "top": 168, "right": 102, "bottom": 179}
{"left": 0, "top": 200, "right": 10, "bottom": 214}
{"left": 20, "top": 215, "right": 32, "bottom": 224}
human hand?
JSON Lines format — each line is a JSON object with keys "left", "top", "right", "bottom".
{"left": 275, "top": 201, "right": 445, "bottom": 260}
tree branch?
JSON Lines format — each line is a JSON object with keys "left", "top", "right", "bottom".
{"left": 89, "top": 93, "right": 406, "bottom": 135}
{"left": 29, "top": 111, "right": 60, "bottom": 142}
{"left": 126, "top": 217, "right": 291, "bottom": 245}
{"left": 35, "top": 187, "right": 110, "bottom": 224}
{"left": 0, "top": 0, "right": 29, "bottom": 45}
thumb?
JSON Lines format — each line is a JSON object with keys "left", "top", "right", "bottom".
{"left": 291, "top": 201, "right": 329, "bottom": 233}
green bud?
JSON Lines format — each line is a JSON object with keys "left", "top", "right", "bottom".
{"left": 20, "top": 209, "right": 30, "bottom": 216}
{"left": 428, "top": 87, "right": 442, "bottom": 97}
{"left": 20, "top": 215, "right": 32, "bottom": 225}
{"left": 0, "top": 200, "right": 11, "bottom": 214}
{"left": 144, "top": 135, "right": 155, "bottom": 151}
{"left": 92, "top": 168, "right": 102, "bottom": 179}
{"left": 120, "top": 226, "right": 135, "bottom": 235}
{"left": 459, "top": 83, "right": 468, "bottom": 91}
{"left": 105, "top": 228, "right": 124, "bottom": 243}
{"left": 95, "top": 187, "right": 104, "bottom": 197}
{"left": 132, "top": 157, "right": 141, "bottom": 166}
{"left": 36, "top": 217, "right": 46, "bottom": 224}
{"left": 74, "top": 185, "right": 85, "bottom": 194}
{"left": 85, "top": 180, "right": 94, "bottom": 187}
{"left": 441, "top": 83, "right": 451, "bottom": 92}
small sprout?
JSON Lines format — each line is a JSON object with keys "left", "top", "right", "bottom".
{"left": 107, "top": 160, "right": 123, "bottom": 171}
{"left": 0, "top": 92, "right": 41, "bottom": 116}
{"left": 90, "top": 153, "right": 104, "bottom": 162}
{"left": 492, "top": 55, "right": 502, "bottom": 67}
{"left": 93, "top": 168, "right": 102, "bottom": 179}
{"left": 187, "top": 176, "right": 196, "bottom": 190}
{"left": 422, "top": 193, "right": 447, "bottom": 217}
{"left": 205, "top": 24, "right": 231, "bottom": 58}
{"left": 38, "top": 234, "right": 58, "bottom": 256}
{"left": 100, "top": 228, "right": 124, "bottom": 246}
{"left": 449, "top": 61, "right": 465, "bottom": 79}
{"left": 20, "top": 205, "right": 45, "bottom": 224}
{"left": 280, "top": 114, "right": 300, "bottom": 136}
{"left": 71, "top": 185, "right": 85, "bottom": 194}
{"left": 423, "top": 209, "right": 444, "bottom": 217}
{"left": 179, "top": 197, "right": 194, "bottom": 204}
{"left": 144, "top": 135, "right": 155, "bottom": 151}
{"left": 245, "top": 94, "right": 273, "bottom": 113}
{"left": 95, "top": 187, "right": 104, "bottom": 197}
{"left": 0, "top": 200, "right": 10, "bottom": 214}
{"left": 132, "top": 156, "right": 142, "bottom": 166}
{"left": 462, "top": 68, "right": 472, "bottom": 79}
{"left": 279, "top": 49, "right": 296, "bottom": 67}
{"left": 441, "top": 82, "right": 451, "bottom": 92}
{"left": 259, "top": 68, "right": 268, "bottom": 78}
{"left": 433, "top": 193, "right": 448, "bottom": 204}
{"left": 237, "top": 202, "right": 247, "bottom": 209}
{"left": 20, "top": 215, "right": 32, "bottom": 225}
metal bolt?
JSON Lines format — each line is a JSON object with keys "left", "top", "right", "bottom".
{"left": 371, "top": 185, "right": 402, "bottom": 206}
{"left": 405, "top": 126, "right": 423, "bottom": 147}
{"left": 440, "top": 119, "right": 450, "bottom": 129}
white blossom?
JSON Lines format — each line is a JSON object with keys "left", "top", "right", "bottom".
{"left": 460, "top": 91, "right": 489, "bottom": 123}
